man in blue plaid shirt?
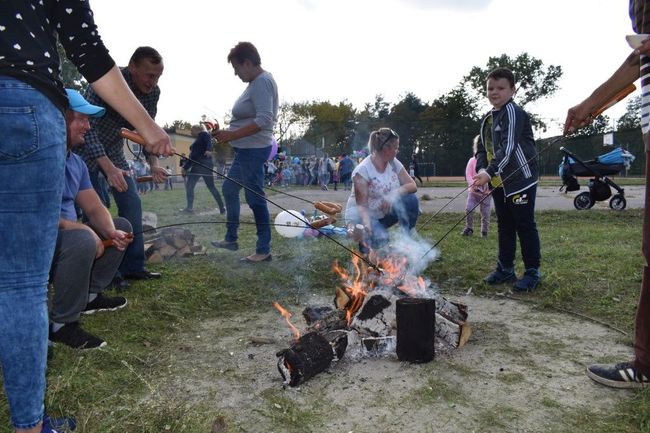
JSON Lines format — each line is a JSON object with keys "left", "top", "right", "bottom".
{"left": 75, "top": 46, "right": 167, "bottom": 280}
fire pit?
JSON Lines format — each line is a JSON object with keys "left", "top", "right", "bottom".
{"left": 275, "top": 245, "right": 471, "bottom": 387}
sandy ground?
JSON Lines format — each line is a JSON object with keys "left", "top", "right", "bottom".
{"left": 160, "top": 293, "right": 633, "bottom": 433}
{"left": 162, "top": 183, "right": 643, "bottom": 432}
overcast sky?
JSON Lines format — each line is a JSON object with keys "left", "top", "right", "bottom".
{"left": 90, "top": 0, "right": 633, "bottom": 137}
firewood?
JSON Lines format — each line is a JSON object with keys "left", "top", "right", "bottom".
{"left": 276, "top": 332, "right": 336, "bottom": 387}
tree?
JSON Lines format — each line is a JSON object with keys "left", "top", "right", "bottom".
{"left": 274, "top": 102, "right": 309, "bottom": 145}
{"left": 301, "top": 101, "right": 356, "bottom": 156}
{"left": 571, "top": 114, "right": 612, "bottom": 137}
{"left": 57, "top": 40, "right": 86, "bottom": 91}
{"left": 163, "top": 120, "right": 192, "bottom": 131}
{"left": 463, "top": 52, "right": 563, "bottom": 131}
{"left": 617, "top": 95, "right": 641, "bottom": 130}
{"left": 385, "top": 92, "right": 428, "bottom": 164}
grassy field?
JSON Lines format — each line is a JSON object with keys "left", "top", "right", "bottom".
{"left": 1, "top": 183, "right": 649, "bottom": 432}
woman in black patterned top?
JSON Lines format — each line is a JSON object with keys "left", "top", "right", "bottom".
{"left": 0, "top": 2, "right": 172, "bottom": 432}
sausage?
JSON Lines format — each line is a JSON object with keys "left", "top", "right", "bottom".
{"left": 314, "top": 201, "right": 342, "bottom": 216}
{"left": 310, "top": 216, "right": 336, "bottom": 229}
{"left": 101, "top": 232, "right": 134, "bottom": 248}
{"left": 136, "top": 176, "right": 153, "bottom": 183}
{"left": 120, "top": 128, "right": 146, "bottom": 145}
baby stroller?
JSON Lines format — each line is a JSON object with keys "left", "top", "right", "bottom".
{"left": 559, "top": 146, "right": 635, "bottom": 211}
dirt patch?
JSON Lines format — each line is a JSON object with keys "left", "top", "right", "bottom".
{"left": 159, "top": 294, "right": 633, "bottom": 433}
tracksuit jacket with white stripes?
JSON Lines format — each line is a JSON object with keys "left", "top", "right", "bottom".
{"left": 475, "top": 99, "right": 539, "bottom": 197}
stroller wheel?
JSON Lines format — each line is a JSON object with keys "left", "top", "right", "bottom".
{"left": 574, "top": 192, "right": 594, "bottom": 210}
{"left": 609, "top": 194, "right": 627, "bottom": 211}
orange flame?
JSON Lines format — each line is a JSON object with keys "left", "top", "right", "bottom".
{"left": 273, "top": 301, "right": 301, "bottom": 340}
{"left": 333, "top": 256, "right": 369, "bottom": 323}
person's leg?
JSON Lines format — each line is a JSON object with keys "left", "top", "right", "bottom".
{"left": 222, "top": 150, "right": 243, "bottom": 243}
{"left": 49, "top": 229, "right": 95, "bottom": 324}
{"left": 484, "top": 187, "right": 516, "bottom": 285}
{"left": 511, "top": 185, "right": 541, "bottom": 270}
{"left": 480, "top": 194, "right": 492, "bottom": 235}
{"left": 634, "top": 129, "right": 650, "bottom": 375}
{"left": 492, "top": 187, "right": 516, "bottom": 269}
{"left": 463, "top": 192, "right": 479, "bottom": 234}
{"left": 201, "top": 164, "right": 225, "bottom": 211}
{"left": 0, "top": 77, "right": 66, "bottom": 431}
{"left": 240, "top": 147, "right": 272, "bottom": 255}
{"left": 184, "top": 169, "right": 200, "bottom": 210}
{"left": 88, "top": 218, "right": 132, "bottom": 295}
{"left": 112, "top": 176, "right": 146, "bottom": 275}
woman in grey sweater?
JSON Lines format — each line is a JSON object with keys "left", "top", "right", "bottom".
{"left": 212, "top": 42, "right": 278, "bottom": 263}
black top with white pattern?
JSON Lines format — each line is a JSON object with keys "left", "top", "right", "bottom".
{"left": 0, "top": 0, "right": 114, "bottom": 112}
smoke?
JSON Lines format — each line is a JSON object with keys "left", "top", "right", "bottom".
{"left": 397, "top": 0, "right": 492, "bottom": 11}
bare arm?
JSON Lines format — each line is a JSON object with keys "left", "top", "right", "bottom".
{"left": 564, "top": 51, "right": 641, "bottom": 135}
{"left": 76, "top": 189, "right": 131, "bottom": 252}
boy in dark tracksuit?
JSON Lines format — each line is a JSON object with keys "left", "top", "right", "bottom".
{"left": 474, "top": 67, "right": 541, "bottom": 292}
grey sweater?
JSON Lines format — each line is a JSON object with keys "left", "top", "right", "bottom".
{"left": 229, "top": 71, "right": 278, "bottom": 149}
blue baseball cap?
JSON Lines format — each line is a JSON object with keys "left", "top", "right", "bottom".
{"left": 65, "top": 88, "right": 105, "bottom": 117}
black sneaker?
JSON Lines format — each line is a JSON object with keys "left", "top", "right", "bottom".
{"left": 513, "top": 268, "right": 541, "bottom": 292}
{"left": 211, "top": 240, "right": 239, "bottom": 251}
{"left": 49, "top": 322, "right": 106, "bottom": 350}
{"left": 460, "top": 228, "right": 473, "bottom": 236}
{"left": 484, "top": 263, "right": 516, "bottom": 285}
{"left": 587, "top": 362, "right": 649, "bottom": 389}
{"left": 110, "top": 275, "right": 130, "bottom": 291}
{"left": 82, "top": 293, "right": 127, "bottom": 315}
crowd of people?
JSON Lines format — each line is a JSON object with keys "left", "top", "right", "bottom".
{"left": 264, "top": 154, "right": 355, "bottom": 190}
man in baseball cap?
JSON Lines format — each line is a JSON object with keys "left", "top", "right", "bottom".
{"left": 65, "top": 88, "right": 106, "bottom": 117}
{"left": 47, "top": 89, "right": 132, "bottom": 350}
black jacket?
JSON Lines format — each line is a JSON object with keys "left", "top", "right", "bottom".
{"left": 476, "top": 100, "right": 538, "bottom": 197}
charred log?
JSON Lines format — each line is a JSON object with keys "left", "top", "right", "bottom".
{"left": 396, "top": 298, "right": 436, "bottom": 363}
{"left": 302, "top": 306, "right": 334, "bottom": 325}
{"left": 276, "top": 331, "right": 347, "bottom": 387}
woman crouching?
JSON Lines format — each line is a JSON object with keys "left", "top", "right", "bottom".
{"left": 345, "top": 128, "right": 419, "bottom": 253}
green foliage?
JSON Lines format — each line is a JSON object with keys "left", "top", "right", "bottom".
{"left": 618, "top": 95, "right": 641, "bottom": 130}
{"left": 57, "top": 40, "right": 87, "bottom": 91}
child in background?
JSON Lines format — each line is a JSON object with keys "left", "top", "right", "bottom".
{"left": 461, "top": 135, "right": 491, "bottom": 237}
{"left": 281, "top": 163, "right": 292, "bottom": 187}
{"left": 474, "top": 67, "right": 541, "bottom": 292}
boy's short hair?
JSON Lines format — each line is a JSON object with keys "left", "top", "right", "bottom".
{"left": 487, "top": 67, "right": 516, "bottom": 88}
{"left": 227, "top": 42, "right": 261, "bottom": 66}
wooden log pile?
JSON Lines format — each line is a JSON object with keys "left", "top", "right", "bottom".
{"left": 144, "top": 227, "right": 207, "bottom": 263}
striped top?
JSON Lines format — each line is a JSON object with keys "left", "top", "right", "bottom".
{"left": 631, "top": 0, "right": 650, "bottom": 133}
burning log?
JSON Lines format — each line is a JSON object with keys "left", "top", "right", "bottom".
{"left": 276, "top": 331, "right": 347, "bottom": 387}
{"left": 396, "top": 298, "right": 436, "bottom": 363}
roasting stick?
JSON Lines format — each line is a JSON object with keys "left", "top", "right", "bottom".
{"left": 119, "top": 128, "right": 378, "bottom": 270}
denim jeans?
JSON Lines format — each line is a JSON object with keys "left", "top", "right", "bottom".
{"left": 492, "top": 185, "right": 541, "bottom": 270}
{"left": 103, "top": 174, "right": 146, "bottom": 274}
{"left": 0, "top": 76, "right": 66, "bottom": 429}
{"left": 185, "top": 158, "right": 224, "bottom": 211}
{"left": 222, "top": 146, "right": 271, "bottom": 254}
{"left": 346, "top": 193, "right": 420, "bottom": 251}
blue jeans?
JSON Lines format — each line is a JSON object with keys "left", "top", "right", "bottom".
{"left": 222, "top": 147, "right": 271, "bottom": 255}
{"left": 0, "top": 76, "right": 66, "bottom": 429}
{"left": 347, "top": 193, "right": 420, "bottom": 251}
{"left": 101, "top": 174, "right": 146, "bottom": 274}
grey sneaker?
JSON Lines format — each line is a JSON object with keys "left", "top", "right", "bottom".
{"left": 513, "top": 268, "right": 541, "bottom": 292}
{"left": 587, "top": 362, "right": 649, "bottom": 389}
